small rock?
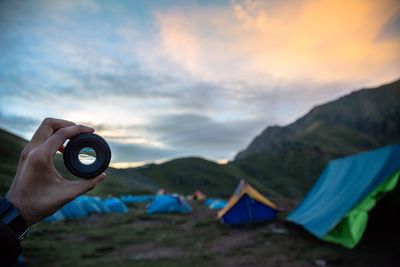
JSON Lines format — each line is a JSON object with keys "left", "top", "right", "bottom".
{"left": 314, "top": 259, "right": 327, "bottom": 267}
{"left": 270, "top": 228, "right": 288, "bottom": 234}
{"left": 267, "top": 223, "right": 289, "bottom": 234}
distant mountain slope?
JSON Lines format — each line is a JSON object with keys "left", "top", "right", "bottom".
{"left": 2, "top": 80, "right": 399, "bottom": 200}
{"left": 0, "top": 129, "right": 27, "bottom": 195}
{"left": 132, "top": 157, "right": 284, "bottom": 199}
{"left": 0, "top": 129, "right": 157, "bottom": 196}
{"left": 234, "top": 79, "right": 400, "bottom": 198}
{"left": 137, "top": 158, "right": 237, "bottom": 197}
{"left": 136, "top": 157, "right": 252, "bottom": 198}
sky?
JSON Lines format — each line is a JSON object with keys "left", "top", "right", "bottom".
{"left": 0, "top": 0, "right": 399, "bottom": 167}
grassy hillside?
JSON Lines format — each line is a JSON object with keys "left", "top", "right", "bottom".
{"left": 0, "top": 129, "right": 265, "bottom": 199}
{"left": 0, "top": 129, "right": 157, "bottom": 196}
{"left": 2, "top": 80, "right": 399, "bottom": 201}
{"left": 137, "top": 157, "right": 239, "bottom": 197}
{"left": 233, "top": 79, "right": 400, "bottom": 199}
{"left": 136, "top": 157, "right": 283, "bottom": 199}
{"left": 0, "top": 128, "right": 27, "bottom": 195}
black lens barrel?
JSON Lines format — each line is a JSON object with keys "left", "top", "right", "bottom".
{"left": 63, "top": 133, "right": 111, "bottom": 179}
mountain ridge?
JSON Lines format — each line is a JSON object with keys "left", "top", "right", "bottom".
{"left": 1, "top": 79, "right": 399, "bottom": 200}
{"left": 232, "top": 79, "right": 400, "bottom": 198}
{"left": 236, "top": 79, "right": 400, "bottom": 160}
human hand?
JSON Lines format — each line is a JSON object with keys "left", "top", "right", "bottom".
{"left": 6, "top": 118, "right": 107, "bottom": 226}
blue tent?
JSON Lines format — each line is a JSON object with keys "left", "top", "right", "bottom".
{"left": 60, "top": 198, "right": 89, "bottom": 219}
{"left": 147, "top": 195, "right": 192, "bottom": 214}
{"left": 44, "top": 210, "right": 65, "bottom": 223}
{"left": 120, "top": 195, "right": 153, "bottom": 204}
{"left": 218, "top": 180, "right": 279, "bottom": 225}
{"left": 44, "top": 196, "right": 114, "bottom": 222}
{"left": 78, "top": 196, "right": 109, "bottom": 214}
{"left": 204, "top": 198, "right": 215, "bottom": 206}
{"left": 287, "top": 145, "right": 400, "bottom": 248}
{"left": 209, "top": 200, "right": 227, "bottom": 210}
{"left": 103, "top": 197, "right": 129, "bottom": 213}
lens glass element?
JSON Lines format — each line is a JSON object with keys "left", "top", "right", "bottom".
{"left": 78, "top": 147, "right": 97, "bottom": 165}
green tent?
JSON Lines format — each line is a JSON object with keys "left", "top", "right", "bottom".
{"left": 287, "top": 145, "right": 400, "bottom": 248}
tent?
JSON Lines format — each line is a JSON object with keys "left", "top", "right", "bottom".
{"left": 120, "top": 195, "right": 153, "bottom": 204}
{"left": 209, "top": 200, "right": 227, "bottom": 210}
{"left": 147, "top": 195, "right": 192, "bottom": 214}
{"left": 218, "top": 180, "right": 279, "bottom": 225}
{"left": 287, "top": 145, "right": 400, "bottom": 248}
{"left": 44, "top": 196, "right": 107, "bottom": 222}
{"left": 204, "top": 198, "right": 216, "bottom": 206}
{"left": 60, "top": 198, "right": 89, "bottom": 219}
{"left": 78, "top": 196, "right": 109, "bottom": 214}
{"left": 44, "top": 210, "right": 65, "bottom": 223}
{"left": 103, "top": 198, "right": 129, "bottom": 213}
{"left": 191, "top": 190, "right": 206, "bottom": 200}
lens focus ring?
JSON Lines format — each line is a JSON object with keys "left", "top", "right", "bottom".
{"left": 63, "top": 133, "right": 111, "bottom": 179}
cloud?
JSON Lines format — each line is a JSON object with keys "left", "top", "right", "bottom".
{"left": 0, "top": 0, "right": 399, "bottom": 164}
{"left": 149, "top": 113, "right": 270, "bottom": 157}
{"left": 155, "top": 0, "right": 400, "bottom": 84}
{"left": 108, "top": 141, "right": 179, "bottom": 162}
{"left": 0, "top": 113, "right": 40, "bottom": 136}
{"left": 376, "top": 10, "right": 400, "bottom": 42}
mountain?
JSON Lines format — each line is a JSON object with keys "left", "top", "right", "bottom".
{"left": 136, "top": 157, "right": 282, "bottom": 198}
{"left": 0, "top": 127, "right": 280, "bottom": 199}
{"left": 0, "top": 129, "right": 27, "bottom": 195}
{"left": 233, "top": 79, "right": 400, "bottom": 198}
{"left": 0, "top": 128, "right": 158, "bottom": 196}
{"left": 2, "top": 79, "right": 399, "bottom": 200}
{"left": 137, "top": 157, "right": 240, "bottom": 197}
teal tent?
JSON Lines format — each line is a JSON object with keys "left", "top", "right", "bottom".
{"left": 204, "top": 198, "right": 216, "bottom": 206}
{"left": 287, "top": 145, "right": 400, "bottom": 248}
{"left": 120, "top": 195, "right": 153, "bottom": 204}
{"left": 60, "top": 198, "right": 89, "bottom": 219}
{"left": 44, "top": 210, "right": 65, "bottom": 223}
{"left": 79, "top": 196, "right": 109, "bottom": 214}
{"left": 208, "top": 200, "right": 227, "bottom": 210}
{"left": 103, "top": 197, "right": 129, "bottom": 213}
{"left": 147, "top": 195, "right": 192, "bottom": 214}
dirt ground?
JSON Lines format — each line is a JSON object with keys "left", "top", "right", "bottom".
{"left": 21, "top": 201, "right": 400, "bottom": 267}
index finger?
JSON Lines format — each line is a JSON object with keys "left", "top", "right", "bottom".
{"left": 41, "top": 124, "right": 95, "bottom": 155}
{"left": 30, "top": 118, "right": 76, "bottom": 148}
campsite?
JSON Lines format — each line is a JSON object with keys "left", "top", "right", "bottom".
{"left": 21, "top": 197, "right": 399, "bottom": 267}
{"left": 1, "top": 1, "right": 400, "bottom": 266}
{"left": 1, "top": 79, "right": 400, "bottom": 266}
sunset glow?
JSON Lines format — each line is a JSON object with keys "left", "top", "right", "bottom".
{"left": 0, "top": 0, "right": 399, "bottom": 166}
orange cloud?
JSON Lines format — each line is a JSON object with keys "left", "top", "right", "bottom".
{"left": 156, "top": 14, "right": 201, "bottom": 74}
{"left": 155, "top": 0, "right": 400, "bottom": 86}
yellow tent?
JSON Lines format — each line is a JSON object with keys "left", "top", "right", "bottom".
{"left": 218, "top": 180, "right": 279, "bottom": 224}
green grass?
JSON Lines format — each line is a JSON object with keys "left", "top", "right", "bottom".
{"left": 21, "top": 202, "right": 400, "bottom": 267}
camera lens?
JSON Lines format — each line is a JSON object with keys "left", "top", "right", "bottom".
{"left": 63, "top": 133, "right": 111, "bottom": 179}
{"left": 78, "top": 147, "right": 97, "bottom": 165}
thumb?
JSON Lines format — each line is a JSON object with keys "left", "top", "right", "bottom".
{"left": 63, "top": 173, "right": 107, "bottom": 199}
